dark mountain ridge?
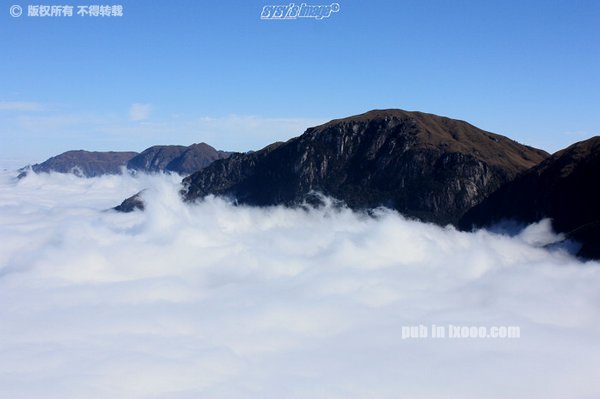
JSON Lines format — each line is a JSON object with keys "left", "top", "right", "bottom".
{"left": 459, "top": 136, "right": 600, "bottom": 259}
{"left": 181, "top": 109, "right": 549, "bottom": 225}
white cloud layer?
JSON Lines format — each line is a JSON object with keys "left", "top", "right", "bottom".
{"left": 0, "top": 171, "right": 599, "bottom": 398}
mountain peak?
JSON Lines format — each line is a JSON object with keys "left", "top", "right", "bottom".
{"left": 126, "top": 143, "right": 232, "bottom": 175}
{"left": 310, "top": 109, "right": 548, "bottom": 174}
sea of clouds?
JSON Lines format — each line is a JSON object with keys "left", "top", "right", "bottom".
{"left": 0, "top": 170, "right": 599, "bottom": 399}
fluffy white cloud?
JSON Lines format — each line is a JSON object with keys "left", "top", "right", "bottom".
{"left": 129, "top": 103, "right": 153, "bottom": 121}
{"left": 0, "top": 171, "right": 599, "bottom": 398}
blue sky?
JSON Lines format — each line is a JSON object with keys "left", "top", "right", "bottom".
{"left": 1, "top": 0, "right": 599, "bottom": 166}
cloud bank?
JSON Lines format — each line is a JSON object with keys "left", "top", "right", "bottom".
{"left": 0, "top": 171, "right": 599, "bottom": 398}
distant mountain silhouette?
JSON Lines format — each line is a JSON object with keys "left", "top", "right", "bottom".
{"left": 459, "top": 136, "right": 600, "bottom": 259}
{"left": 181, "top": 109, "right": 549, "bottom": 224}
{"left": 20, "top": 143, "right": 231, "bottom": 178}
{"left": 127, "top": 143, "right": 231, "bottom": 175}
{"left": 22, "top": 150, "right": 138, "bottom": 178}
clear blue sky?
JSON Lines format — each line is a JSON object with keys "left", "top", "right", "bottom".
{"left": 1, "top": 0, "right": 599, "bottom": 166}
